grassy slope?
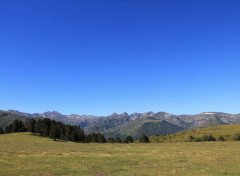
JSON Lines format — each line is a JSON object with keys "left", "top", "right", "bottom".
{"left": 1, "top": 133, "right": 240, "bottom": 176}
{"left": 150, "top": 123, "right": 240, "bottom": 143}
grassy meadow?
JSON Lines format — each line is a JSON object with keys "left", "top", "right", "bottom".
{"left": 0, "top": 133, "right": 240, "bottom": 176}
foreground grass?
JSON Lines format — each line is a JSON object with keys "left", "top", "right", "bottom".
{"left": 0, "top": 133, "right": 240, "bottom": 176}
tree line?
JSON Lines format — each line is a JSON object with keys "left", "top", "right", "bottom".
{"left": 0, "top": 119, "right": 150, "bottom": 143}
{"left": 188, "top": 134, "right": 240, "bottom": 142}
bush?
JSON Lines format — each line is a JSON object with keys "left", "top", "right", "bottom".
{"left": 233, "top": 134, "right": 240, "bottom": 141}
{"left": 208, "top": 135, "right": 216, "bottom": 141}
{"left": 201, "top": 135, "right": 216, "bottom": 141}
{"left": 115, "top": 137, "right": 122, "bottom": 143}
{"left": 188, "top": 135, "right": 195, "bottom": 142}
{"left": 124, "top": 136, "right": 133, "bottom": 143}
{"left": 107, "top": 137, "right": 115, "bottom": 143}
{"left": 139, "top": 134, "right": 150, "bottom": 143}
{"left": 218, "top": 136, "right": 225, "bottom": 141}
{"left": 194, "top": 138, "right": 201, "bottom": 142}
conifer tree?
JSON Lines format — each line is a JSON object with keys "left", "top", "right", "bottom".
{"left": 108, "top": 137, "right": 115, "bottom": 143}
{"left": 124, "top": 136, "right": 133, "bottom": 143}
{"left": 5, "top": 124, "right": 12, "bottom": 133}
{"left": 115, "top": 137, "right": 122, "bottom": 143}
{"left": 49, "top": 122, "right": 58, "bottom": 141}
{"left": 0, "top": 127, "right": 4, "bottom": 134}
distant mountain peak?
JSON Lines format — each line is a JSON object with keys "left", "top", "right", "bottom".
{"left": 43, "top": 111, "right": 62, "bottom": 117}
{"left": 8, "top": 110, "right": 19, "bottom": 113}
{"left": 142, "top": 111, "right": 154, "bottom": 116}
{"left": 111, "top": 113, "right": 119, "bottom": 116}
{"left": 121, "top": 112, "right": 129, "bottom": 116}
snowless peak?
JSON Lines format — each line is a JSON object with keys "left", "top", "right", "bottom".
{"left": 143, "top": 111, "right": 154, "bottom": 116}
{"left": 121, "top": 112, "right": 129, "bottom": 116}
{"left": 111, "top": 113, "right": 119, "bottom": 116}
{"left": 43, "top": 111, "right": 62, "bottom": 117}
{"left": 8, "top": 110, "right": 19, "bottom": 113}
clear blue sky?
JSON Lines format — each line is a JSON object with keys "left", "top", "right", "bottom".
{"left": 1, "top": 0, "right": 240, "bottom": 116}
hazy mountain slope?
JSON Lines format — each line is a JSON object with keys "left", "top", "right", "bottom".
{"left": 0, "top": 110, "right": 28, "bottom": 128}
{"left": 84, "top": 112, "right": 240, "bottom": 139}
{"left": 7, "top": 110, "right": 98, "bottom": 128}
{"left": 84, "top": 113, "right": 134, "bottom": 133}
{"left": 121, "top": 118, "right": 183, "bottom": 140}
{"left": 92, "top": 117, "right": 184, "bottom": 140}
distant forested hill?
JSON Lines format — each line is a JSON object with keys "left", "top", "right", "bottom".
{"left": 0, "top": 110, "right": 28, "bottom": 128}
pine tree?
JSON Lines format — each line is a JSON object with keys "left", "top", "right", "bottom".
{"left": 0, "top": 127, "right": 4, "bottom": 134}
{"left": 12, "top": 120, "right": 20, "bottom": 132}
{"left": 49, "top": 122, "right": 58, "bottom": 141}
{"left": 108, "top": 137, "right": 115, "bottom": 143}
{"left": 26, "top": 119, "right": 36, "bottom": 133}
{"left": 97, "top": 133, "right": 106, "bottom": 143}
{"left": 5, "top": 124, "right": 13, "bottom": 133}
{"left": 115, "top": 137, "right": 122, "bottom": 143}
{"left": 64, "top": 125, "right": 72, "bottom": 141}
{"left": 42, "top": 118, "right": 51, "bottom": 137}
{"left": 35, "top": 119, "right": 42, "bottom": 135}
{"left": 18, "top": 120, "right": 26, "bottom": 132}
{"left": 124, "top": 136, "right": 133, "bottom": 143}
{"left": 77, "top": 129, "right": 85, "bottom": 142}
{"left": 57, "top": 122, "right": 65, "bottom": 140}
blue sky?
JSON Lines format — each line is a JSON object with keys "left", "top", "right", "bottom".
{"left": 1, "top": 0, "right": 240, "bottom": 116}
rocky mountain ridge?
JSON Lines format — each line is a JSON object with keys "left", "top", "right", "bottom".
{"left": 4, "top": 110, "right": 240, "bottom": 140}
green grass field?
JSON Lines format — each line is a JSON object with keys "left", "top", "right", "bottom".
{"left": 0, "top": 133, "right": 240, "bottom": 176}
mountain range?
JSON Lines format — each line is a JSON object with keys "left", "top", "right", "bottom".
{"left": 1, "top": 110, "right": 240, "bottom": 140}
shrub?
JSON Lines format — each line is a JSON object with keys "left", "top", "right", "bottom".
{"left": 188, "top": 135, "right": 195, "bottom": 142}
{"left": 201, "top": 135, "right": 216, "bottom": 141}
{"left": 233, "top": 134, "right": 240, "bottom": 141}
{"left": 194, "top": 138, "right": 201, "bottom": 142}
{"left": 115, "top": 137, "right": 122, "bottom": 143}
{"left": 107, "top": 137, "right": 115, "bottom": 143}
{"left": 124, "top": 136, "right": 133, "bottom": 143}
{"left": 139, "top": 134, "right": 150, "bottom": 143}
{"left": 218, "top": 136, "right": 225, "bottom": 141}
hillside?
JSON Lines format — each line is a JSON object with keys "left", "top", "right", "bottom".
{"left": 0, "top": 110, "right": 28, "bottom": 128}
{"left": 150, "top": 123, "right": 240, "bottom": 143}
{"left": 95, "top": 118, "right": 184, "bottom": 140}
